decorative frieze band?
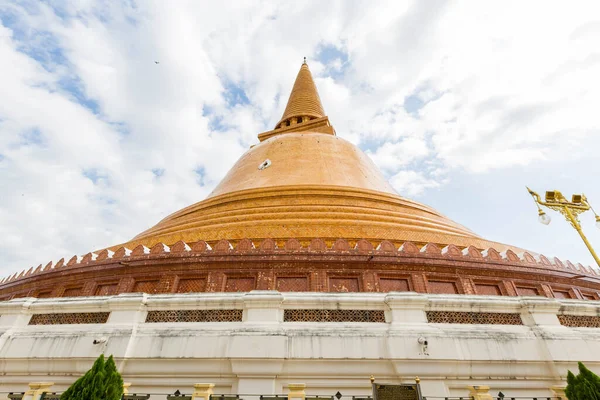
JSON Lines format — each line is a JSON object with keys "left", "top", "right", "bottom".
{"left": 25, "top": 309, "right": 599, "bottom": 326}
{"left": 28, "top": 312, "right": 110, "bottom": 325}
{"left": 426, "top": 311, "right": 523, "bottom": 325}
{"left": 6, "top": 294, "right": 600, "bottom": 329}
{"left": 145, "top": 309, "right": 243, "bottom": 323}
{"left": 283, "top": 309, "right": 386, "bottom": 323}
{"left": 3, "top": 238, "right": 596, "bottom": 289}
{"left": 558, "top": 314, "right": 600, "bottom": 328}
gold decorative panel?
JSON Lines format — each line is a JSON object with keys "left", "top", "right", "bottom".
{"left": 29, "top": 312, "right": 110, "bottom": 325}
{"left": 516, "top": 286, "right": 539, "bottom": 296}
{"left": 475, "top": 284, "right": 502, "bottom": 296}
{"left": 176, "top": 278, "right": 206, "bottom": 293}
{"left": 558, "top": 315, "right": 600, "bottom": 328}
{"left": 224, "top": 277, "right": 255, "bottom": 292}
{"left": 284, "top": 309, "right": 386, "bottom": 323}
{"left": 63, "top": 287, "right": 83, "bottom": 297}
{"left": 553, "top": 290, "right": 571, "bottom": 299}
{"left": 146, "top": 309, "right": 243, "bottom": 323}
{"left": 133, "top": 280, "right": 159, "bottom": 294}
{"left": 276, "top": 277, "right": 309, "bottom": 292}
{"left": 329, "top": 277, "right": 359, "bottom": 292}
{"left": 428, "top": 281, "right": 458, "bottom": 294}
{"left": 427, "top": 311, "right": 523, "bottom": 325}
{"left": 379, "top": 278, "right": 410, "bottom": 292}
{"left": 95, "top": 284, "right": 118, "bottom": 296}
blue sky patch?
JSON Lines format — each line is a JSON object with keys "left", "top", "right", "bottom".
{"left": 41, "top": 2, "right": 71, "bottom": 21}
{"left": 194, "top": 166, "right": 206, "bottom": 186}
{"left": 110, "top": 121, "right": 131, "bottom": 136}
{"left": 359, "top": 137, "right": 388, "bottom": 153}
{"left": 83, "top": 168, "right": 108, "bottom": 185}
{"left": 27, "top": 32, "right": 69, "bottom": 70}
{"left": 93, "top": 194, "right": 117, "bottom": 205}
{"left": 60, "top": 75, "right": 102, "bottom": 115}
{"left": 1, "top": 9, "right": 102, "bottom": 116}
{"left": 404, "top": 86, "right": 446, "bottom": 116}
{"left": 20, "top": 128, "right": 45, "bottom": 147}
{"left": 316, "top": 44, "right": 349, "bottom": 80}
{"left": 203, "top": 105, "right": 227, "bottom": 132}
{"left": 0, "top": 10, "right": 22, "bottom": 39}
{"left": 209, "top": 116, "right": 227, "bottom": 132}
{"left": 223, "top": 80, "right": 250, "bottom": 107}
{"left": 1, "top": 12, "right": 66, "bottom": 72}
{"left": 404, "top": 95, "right": 425, "bottom": 115}
{"left": 317, "top": 44, "right": 348, "bottom": 64}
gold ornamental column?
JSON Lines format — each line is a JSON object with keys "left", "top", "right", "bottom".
{"left": 23, "top": 382, "right": 54, "bottom": 400}
{"left": 467, "top": 386, "right": 494, "bottom": 400}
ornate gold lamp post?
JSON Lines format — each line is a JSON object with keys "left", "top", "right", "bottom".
{"left": 527, "top": 187, "right": 600, "bottom": 267}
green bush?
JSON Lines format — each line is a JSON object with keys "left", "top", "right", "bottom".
{"left": 566, "top": 362, "right": 600, "bottom": 400}
{"left": 104, "top": 355, "right": 124, "bottom": 400}
{"left": 60, "top": 354, "right": 124, "bottom": 400}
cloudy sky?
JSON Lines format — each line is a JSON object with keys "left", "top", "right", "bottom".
{"left": 1, "top": 0, "right": 600, "bottom": 277}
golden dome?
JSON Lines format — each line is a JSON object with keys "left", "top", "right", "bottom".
{"left": 208, "top": 133, "right": 395, "bottom": 198}
{"left": 115, "top": 61, "right": 517, "bottom": 253}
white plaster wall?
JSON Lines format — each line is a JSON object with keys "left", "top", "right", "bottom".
{"left": 0, "top": 291, "right": 598, "bottom": 398}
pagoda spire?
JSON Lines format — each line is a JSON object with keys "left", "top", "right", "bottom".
{"left": 258, "top": 59, "right": 334, "bottom": 141}
{"left": 275, "top": 59, "right": 325, "bottom": 129}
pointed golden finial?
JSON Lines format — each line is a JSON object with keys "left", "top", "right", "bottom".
{"left": 370, "top": 375, "right": 375, "bottom": 384}
{"left": 415, "top": 377, "right": 420, "bottom": 384}
{"left": 275, "top": 59, "right": 325, "bottom": 129}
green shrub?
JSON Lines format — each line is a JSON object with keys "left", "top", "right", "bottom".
{"left": 104, "top": 355, "right": 124, "bottom": 400}
{"left": 565, "top": 362, "right": 600, "bottom": 400}
{"left": 60, "top": 354, "right": 123, "bottom": 400}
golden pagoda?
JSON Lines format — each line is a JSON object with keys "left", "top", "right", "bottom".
{"left": 1, "top": 60, "right": 598, "bottom": 299}
{"left": 124, "top": 61, "right": 509, "bottom": 252}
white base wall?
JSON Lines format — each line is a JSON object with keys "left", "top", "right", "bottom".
{"left": 1, "top": 291, "right": 598, "bottom": 398}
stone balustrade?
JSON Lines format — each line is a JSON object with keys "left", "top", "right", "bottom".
{"left": 10, "top": 382, "right": 567, "bottom": 400}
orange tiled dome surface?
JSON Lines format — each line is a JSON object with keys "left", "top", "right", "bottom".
{"left": 126, "top": 132, "right": 516, "bottom": 252}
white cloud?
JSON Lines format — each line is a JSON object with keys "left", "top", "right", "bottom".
{"left": 366, "top": 137, "right": 429, "bottom": 173}
{"left": 389, "top": 170, "right": 441, "bottom": 197}
{"left": 1, "top": 0, "right": 600, "bottom": 275}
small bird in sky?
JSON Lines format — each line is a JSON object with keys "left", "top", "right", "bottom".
{"left": 154, "top": 61, "right": 159, "bottom": 64}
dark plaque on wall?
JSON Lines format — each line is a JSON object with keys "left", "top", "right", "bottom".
{"left": 372, "top": 382, "right": 422, "bottom": 400}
